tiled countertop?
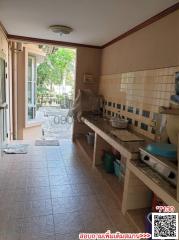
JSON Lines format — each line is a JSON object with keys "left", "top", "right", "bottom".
{"left": 81, "top": 116, "right": 152, "bottom": 156}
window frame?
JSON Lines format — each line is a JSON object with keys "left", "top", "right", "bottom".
{"left": 28, "top": 55, "right": 36, "bottom": 120}
{"left": 26, "top": 53, "right": 37, "bottom": 124}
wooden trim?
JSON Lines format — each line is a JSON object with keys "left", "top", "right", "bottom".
{"left": 7, "top": 34, "right": 102, "bottom": 49}
{"left": 102, "top": 2, "right": 179, "bottom": 48}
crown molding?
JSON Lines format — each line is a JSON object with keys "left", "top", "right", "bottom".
{"left": 102, "top": 2, "right": 179, "bottom": 48}
{"left": 7, "top": 34, "right": 102, "bottom": 49}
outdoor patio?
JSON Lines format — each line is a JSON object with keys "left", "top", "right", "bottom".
{"left": 36, "top": 107, "right": 73, "bottom": 140}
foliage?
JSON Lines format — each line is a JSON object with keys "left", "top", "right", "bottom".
{"left": 37, "top": 47, "right": 76, "bottom": 103}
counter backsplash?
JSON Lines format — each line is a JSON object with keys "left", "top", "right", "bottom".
{"left": 99, "top": 66, "right": 179, "bottom": 140}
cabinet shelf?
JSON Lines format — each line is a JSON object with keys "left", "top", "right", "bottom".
{"left": 127, "top": 208, "right": 150, "bottom": 232}
{"left": 96, "top": 165, "right": 124, "bottom": 203}
{"left": 76, "top": 137, "right": 124, "bottom": 204}
{"left": 76, "top": 136, "right": 94, "bottom": 163}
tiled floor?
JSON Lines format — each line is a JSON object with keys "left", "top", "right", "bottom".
{"left": 0, "top": 140, "right": 135, "bottom": 240}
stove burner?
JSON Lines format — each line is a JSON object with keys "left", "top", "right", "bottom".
{"left": 139, "top": 148, "right": 177, "bottom": 186}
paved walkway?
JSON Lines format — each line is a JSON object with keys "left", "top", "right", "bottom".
{"left": 36, "top": 107, "right": 73, "bottom": 140}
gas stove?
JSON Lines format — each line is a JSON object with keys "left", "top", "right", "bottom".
{"left": 139, "top": 148, "right": 177, "bottom": 187}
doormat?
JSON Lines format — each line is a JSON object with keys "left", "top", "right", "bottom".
{"left": 2, "top": 143, "right": 28, "bottom": 154}
{"left": 35, "top": 140, "right": 60, "bottom": 146}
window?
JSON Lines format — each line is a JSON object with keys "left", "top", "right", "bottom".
{"left": 0, "top": 57, "right": 6, "bottom": 104}
{"left": 0, "top": 56, "right": 7, "bottom": 141}
{"left": 27, "top": 55, "right": 36, "bottom": 120}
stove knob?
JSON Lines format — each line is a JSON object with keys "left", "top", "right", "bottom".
{"left": 168, "top": 172, "right": 176, "bottom": 179}
{"left": 143, "top": 155, "right": 149, "bottom": 161}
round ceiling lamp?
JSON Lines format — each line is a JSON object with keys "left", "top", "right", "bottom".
{"left": 49, "top": 25, "right": 73, "bottom": 35}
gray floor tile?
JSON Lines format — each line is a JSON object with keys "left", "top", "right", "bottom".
{"left": 0, "top": 189, "right": 15, "bottom": 205}
{"left": 0, "top": 200, "right": 25, "bottom": 219}
{"left": 55, "top": 233, "right": 79, "bottom": 240}
{"left": 27, "top": 161, "right": 48, "bottom": 169}
{"left": 50, "top": 185, "right": 73, "bottom": 198}
{"left": 27, "top": 176, "right": 49, "bottom": 187}
{"left": 80, "top": 207, "right": 114, "bottom": 233}
{"left": 3, "top": 177, "right": 27, "bottom": 190}
{"left": 46, "top": 154, "right": 61, "bottom": 161}
{"left": 9, "top": 189, "right": 27, "bottom": 202}
{"left": 107, "top": 211, "right": 137, "bottom": 233}
{"left": 26, "top": 187, "right": 51, "bottom": 200}
{"left": 65, "top": 166, "right": 86, "bottom": 175}
{"left": 54, "top": 212, "right": 84, "bottom": 235}
{"left": 8, "top": 201, "right": 25, "bottom": 219}
{"left": 47, "top": 161, "right": 64, "bottom": 168}
{"left": 28, "top": 169, "right": 49, "bottom": 177}
{"left": 71, "top": 183, "right": 95, "bottom": 196}
{"left": 0, "top": 231, "right": 21, "bottom": 240}
{"left": 20, "top": 234, "right": 55, "bottom": 240}
{"left": 0, "top": 141, "right": 131, "bottom": 238}
{"left": 48, "top": 168, "right": 67, "bottom": 176}
{"left": 2, "top": 218, "right": 23, "bottom": 239}
{"left": 20, "top": 215, "right": 55, "bottom": 239}
{"left": 77, "top": 195, "right": 101, "bottom": 212}
{"left": 52, "top": 196, "right": 80, "bottom": 214}
{"left": 24, "top": 199, "right": 52, "bottom": 217}
{"left": 49, "top": 175, "right": 70, "bottom": 186}
{"left": 0, "top": 212, "right": 9, "bottom": 232}
{"left": 68, "top": 174, "right": 90, "bottom": 184}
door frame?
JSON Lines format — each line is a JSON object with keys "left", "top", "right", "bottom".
{"left": 0, "top": 49, "right": 9, "bottom": 143}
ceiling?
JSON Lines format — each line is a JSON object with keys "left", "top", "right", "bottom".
{"left": 0, "top": 0, "right": 178, "bottom": 46}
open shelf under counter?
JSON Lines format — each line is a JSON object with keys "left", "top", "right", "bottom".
{"left": 76, "top": 135, "right": 94, "bottom": 163}
{"left": 126, "top": 208, "right": 150, "bottom": 232}
{"left": 96, "top": 164, "right": 124, "bottom": 203}
{"left": 76, "top": 135, "right": 124, "bottom": 203}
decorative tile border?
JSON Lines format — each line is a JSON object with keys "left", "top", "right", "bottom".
{"left": 99, "top": 66, "right": 179, "bottom": 139}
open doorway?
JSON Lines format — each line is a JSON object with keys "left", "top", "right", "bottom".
{"left": 28, "top": 44, "right": 76, "bottom": 140}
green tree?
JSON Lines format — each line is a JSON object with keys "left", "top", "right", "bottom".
{"left": 48, "top": 48, "right": 75, "bottom": 86}
{"left": 37, "top": 47, "right": 75, "bottom": 105}
{"left": 37, "top": 48, "right": 75, "bottom": 88}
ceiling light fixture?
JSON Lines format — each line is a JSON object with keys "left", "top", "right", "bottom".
{"left": 49, "top": 25, "right": 73, "bottom": 36}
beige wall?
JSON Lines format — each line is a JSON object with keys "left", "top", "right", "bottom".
{"left": 73, "top": 46, "right": 101, "bottom": 139}
{"left": 101, "top": 10, "right": 179, "bottom": 75}
{"left": 23, "top": 124, "right": 42, "bottom": 140}
{"left": 99, "top": 10, "right": 179, "bottom": 140}
{"left": 75, "top": 46, "right": 101, "bottom": 95}
{"left": 15, "top": 45, "right": 44, "bottom": 140}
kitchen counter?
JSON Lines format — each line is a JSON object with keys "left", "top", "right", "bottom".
{"left": 78, "top": 115, "right": 179, "bottom": 234}
{"left": 81, "top": 115, "right": 152, "bottom": 158}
